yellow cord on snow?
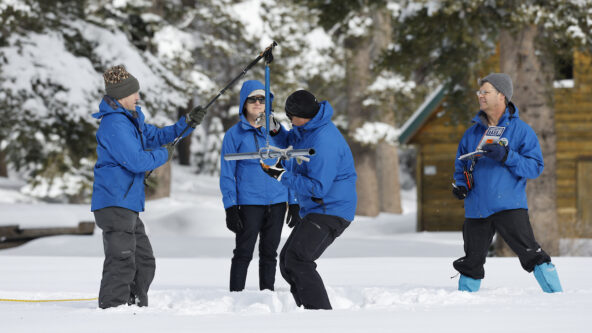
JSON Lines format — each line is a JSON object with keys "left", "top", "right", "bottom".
{"left": 0, "top": 297, "right": 97, "bottom": 303}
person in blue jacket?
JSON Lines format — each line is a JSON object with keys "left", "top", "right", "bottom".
{"left": 261, "top": 90, "right": 357, "bottom": 309}
{"left": 452, "top": 73, "right": 562, "bottom": 293}
{"left": 219, "top": 80, "right": 298, "bottom": 292}
{"left": 91, "top": 65, "right": 206, "bottom": 309}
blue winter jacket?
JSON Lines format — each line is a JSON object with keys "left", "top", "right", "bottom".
{"left": 91, "top": 96, "right": 193, "bottom": 212}
{"left": 278, "top": 101, "right": 357, "bottom": 222}
{"left": 454, "top": 102, "right": 544, "bottom": 218}
{"left": 219, "top": 80, "right": 293, "bottom": 209}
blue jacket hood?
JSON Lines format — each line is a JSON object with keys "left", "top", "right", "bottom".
{"left": 238, "top": 80, "right": 274, "bottom": 128}
{"left": 290, "top": 101, "right": 333, "bottom": 140}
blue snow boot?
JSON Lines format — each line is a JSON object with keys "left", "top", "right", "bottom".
{"left": 459, "top": 274, "right": 481, "bottom": 292}
{"left": 534, "top": 262, "right": 563, "bottom": 293}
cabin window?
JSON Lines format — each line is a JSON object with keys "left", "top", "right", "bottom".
{"left": 554, "top": 51, "right": 574, "bottom": 88}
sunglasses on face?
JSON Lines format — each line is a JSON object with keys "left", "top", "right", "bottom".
{"left": 246, "top": 96, "right": 265, "bottom": 104}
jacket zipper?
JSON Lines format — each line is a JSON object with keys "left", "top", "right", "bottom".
{"left": 123, "top": 177, "right": 135, "bottom": 199}
{"left": 124, "top": 111, "right": 143, "bottom": 199}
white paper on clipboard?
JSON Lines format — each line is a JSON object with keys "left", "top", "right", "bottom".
{"left": 458, "top": 126, "right": 506, "bottom": 160}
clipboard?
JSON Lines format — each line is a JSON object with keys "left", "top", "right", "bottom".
{"left": 458, "top": 126, "right": 506, "bottom": 160}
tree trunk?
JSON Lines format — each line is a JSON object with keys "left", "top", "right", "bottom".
{"left": 177, "top": 103, "right": 192, "bottom": 166}
{"left": 145, "top": 162, "right": 171, "bottom": 200}
{"left": 151, "top": 0, "right": 165, "bottom": 15}
{"left": 498, "top": 26, "right": 559, "bottom": 256}
{"left": 0, "top": 147, "right": 7, "bottom": 177}
{"left": 376, "top": 135, "right": 402, "bottom": 213}
{"left": 345, "top": 33, "right": 380, "bottom": 217}
{"left": 344, "top": 8, "right": 403, "bottom": 217}
{"left": 373, "top": 9, "right": 402, "bottom": 214}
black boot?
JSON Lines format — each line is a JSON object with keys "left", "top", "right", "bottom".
{"left": 127, "top": 292, "right": 136, "bottom": 306}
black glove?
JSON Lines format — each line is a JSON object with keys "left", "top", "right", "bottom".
{"left": 452, "top": 184, "right": 468, "bottom": 200}
{"left": 260, "top": 158, "right": 286, "bottom": 181}
{"left": 225, "top": 206, "right": 243, "bottom": 233}
{"left": 482, "top": 143, "right": 508, "bottom": 163}
{"left": 187, "top": 105, "right": 207, "bottom": 128}
{"left": 163, "top": 143, "right": 174, "bottom": 162}
{"left": 286, "top": 204, "right": 301, "bottom": 228}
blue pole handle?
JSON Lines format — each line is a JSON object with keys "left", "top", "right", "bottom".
{"left": 264, "top": 64, "right": 271, "bottom": 142}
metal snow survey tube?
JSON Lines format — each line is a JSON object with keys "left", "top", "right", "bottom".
{"left": 224, "top": 147, "right": 315, "bottom": 162}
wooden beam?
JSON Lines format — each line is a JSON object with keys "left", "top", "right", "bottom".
{"left": 0, "top": 222, "right": 95, "bottom": 250}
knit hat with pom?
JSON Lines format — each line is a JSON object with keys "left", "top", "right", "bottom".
{"left": 103, "top": 65, "right": 140, "bottom": 99}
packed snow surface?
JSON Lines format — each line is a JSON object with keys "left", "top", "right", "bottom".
{"left": 1, "top": 165, "right": 590, "bottom": 332}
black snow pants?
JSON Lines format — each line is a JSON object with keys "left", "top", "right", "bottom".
{"left": 94, "top": 207, "right": 155, "bottom": 309}
{"left": 453, "top": 208, "right": 551, "bottom": 279}
{"left": 279, "top": 213, "right": 350, "bottom": 310}
{"left": 230, "top": 203, "right": 286, "bottom": 291}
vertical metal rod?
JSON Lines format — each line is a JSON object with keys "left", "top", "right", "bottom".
{"left": 147, "top": 42, "right": 277, "bottom": 182}
{"left": 264, "top": 63, "right": 271, "bottom": 148}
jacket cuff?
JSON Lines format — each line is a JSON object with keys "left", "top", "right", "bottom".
{"left": 503, "top": 148, "right": 515, "bottom": 166}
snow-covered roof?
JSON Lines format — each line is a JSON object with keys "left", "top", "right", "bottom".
{"left": 397, "top": 84, "right": 446, "bottom": 145}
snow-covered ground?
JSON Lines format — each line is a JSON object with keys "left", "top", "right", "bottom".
{"left": 1, "top": 165, "right": 591, "bottom": 332}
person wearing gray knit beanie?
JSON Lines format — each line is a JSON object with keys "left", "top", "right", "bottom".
{"left": 478, "top": 73, "right": 513, "bottom": 103}
{"left": 475, "top": 73, "right": 515, "bottom": 127}
{"left": 451, "top": 72, "right": 563, "bottom": 295}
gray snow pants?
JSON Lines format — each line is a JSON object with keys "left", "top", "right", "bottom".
{"left": 94, "top": 207, "right": 155, "bottom": 309}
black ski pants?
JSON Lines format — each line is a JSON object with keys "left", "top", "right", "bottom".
{"left": 230, "top": 203, "right": 286, "bottom": 291}
{"left": 94, "top": 207, "right": 155, "bottom": 309}
{"left": 453, "top": 208, "right": 551, "bottom": 279}
{"left": 280, "top": 213, "right": 350, "bottom": 310}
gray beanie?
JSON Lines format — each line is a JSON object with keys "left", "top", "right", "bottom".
{"left": 103, "top": 65, "right": 140, "bottom": 99}
{"left": 478, "top": 73, "right": 513, "bottom": 102}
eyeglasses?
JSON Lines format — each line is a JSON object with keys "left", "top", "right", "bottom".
{"left": 246, "top": 96, "right": 265, "bottom": 104}
{"left": 475, "top": 90, "right": 496, "bottom": 97}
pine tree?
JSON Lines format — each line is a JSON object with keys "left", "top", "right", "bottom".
{"left": 260, "top": 0, "right": 345, "bottom": 123}
{"left": 0, "top": 0, "right": 193, "bottom": 201}
{"left": 0, "top": 0, "right": 271, "bottom": 200}
{"left": 296, "top": 0, "right": 406, "bottom": 216}
{"left": 0, "top": 0, "right": 100, "bottom": 202}
{"left": 181, "top": 0, "right": 257, "bottom": 175}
